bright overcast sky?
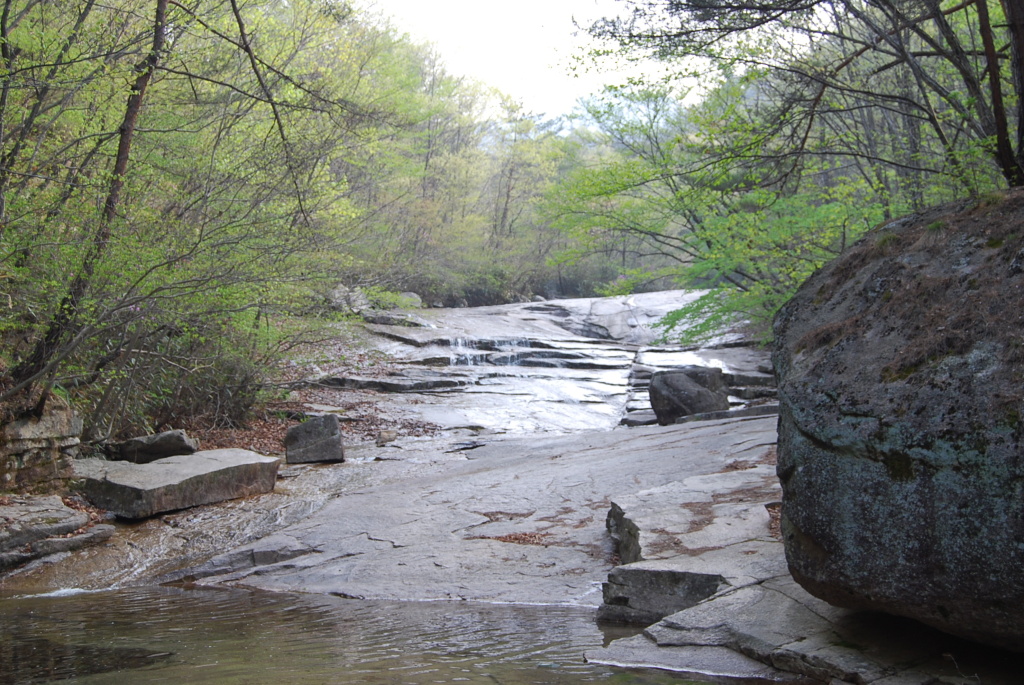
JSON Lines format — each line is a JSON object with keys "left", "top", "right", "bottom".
{"left": 357, "top": 0, "right": 634, "bottom": 117}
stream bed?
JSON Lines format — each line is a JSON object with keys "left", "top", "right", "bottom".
{"left": 2, "top": 292, "right": 774, "bottom": 684}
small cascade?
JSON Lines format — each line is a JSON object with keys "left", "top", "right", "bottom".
{"left": 449, "top": 337, "right": 480, "bottom": 366}
{"left": 448, "top": 338, "right": 536, "bottom": 367}
{"left": 491, "top": 338, "right": 534, "bottom": 366}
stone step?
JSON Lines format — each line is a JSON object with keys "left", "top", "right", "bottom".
{"left": 595, "top": 574, "right": 1020, "bottom": 684}
{"left": 598, "top": 539, "right": 787, "bottom": 625}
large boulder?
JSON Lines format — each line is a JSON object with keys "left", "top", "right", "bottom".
{"left": 772, "top": 191, "right": 1024, "bottom": 651}
{"left": 649, "top": 367, "right": 730, "bottom": 425}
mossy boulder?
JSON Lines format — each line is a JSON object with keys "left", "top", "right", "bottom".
{"left": 773, "top": 190, "right": 1024, "bottom": 651}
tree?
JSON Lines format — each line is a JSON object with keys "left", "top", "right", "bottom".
{"left": 0, "top": 0, "right": 438, "bottom": 435}
{"left": 544, "top": 83, "right": 887, "bottom": 341}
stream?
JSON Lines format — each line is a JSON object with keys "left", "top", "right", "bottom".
{"left": 1, "top": 291, "right": 773, "bottom": 685}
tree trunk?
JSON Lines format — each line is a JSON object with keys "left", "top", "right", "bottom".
{"left": 1001, "top": 0, "right": 1024, "bottom": 182}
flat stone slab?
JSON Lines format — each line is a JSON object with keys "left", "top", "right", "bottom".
{"left": 75, "top": 449, "right": 279, "bottom": 519}
{"left": 595, "top": 565, "right": 1023, "bottom": 684}
{"left": 607, "top": 458, "right": 780, "bottom": 565}
{"left": 0, "top": 495, "right": 88, "bottom": 553}
{"left": 620, "top": 574, "right": 1023, "bottom": 684}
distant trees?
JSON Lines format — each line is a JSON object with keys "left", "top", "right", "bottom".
{"left": 0, "top": 0, "right": 408, "bottom": 433}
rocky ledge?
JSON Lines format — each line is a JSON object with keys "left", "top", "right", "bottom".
{"left": 0, "top": 495, "right": 114, "bottom": 571}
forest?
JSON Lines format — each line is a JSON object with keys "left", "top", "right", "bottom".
{"left": 0, "top": 0, "right": 1018, "bottom": 442}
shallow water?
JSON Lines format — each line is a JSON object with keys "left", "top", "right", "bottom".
{"left": 0, "top": 586, "right": 700, "bottom": 685}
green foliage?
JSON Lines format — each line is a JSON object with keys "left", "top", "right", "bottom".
{"left": 0, "top": 0, "right": 604, "bottom": 437}
{"left": 544, "top": 82, "right": 899, "bottom": 343}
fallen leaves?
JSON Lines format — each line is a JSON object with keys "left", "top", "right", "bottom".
{"left": 471, "top": 532, "right": 552, "bottom": 546}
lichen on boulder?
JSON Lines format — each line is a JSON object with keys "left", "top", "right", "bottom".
{"left": 772, "top": 190, "right": 1024, "bottom": 651}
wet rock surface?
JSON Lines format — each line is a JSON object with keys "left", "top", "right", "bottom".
{"left": 173, "top": 417, "right": 779, "bottom": 606}
{"left": 773, "top": 192, "right": 1024, "bottom": 651}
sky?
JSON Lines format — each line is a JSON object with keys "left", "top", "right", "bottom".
{"left": 356, "top": 0, "right": 635, "bottom": 118}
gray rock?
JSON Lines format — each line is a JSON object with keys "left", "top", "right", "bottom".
{"left": 361, "top": 311, "right": 424, "bottom": 327}
{"left": 585, "top": 635, "right": 806, "bottom": 683}
{"left": 0, "top": 495, "right": 115, "bottom": 571}
{"left": 398, "top": 292, "right": 422, "bottom": 308}
{"left": 326, "top": 284, "right": 370, "bottom": 313}
{"left": 0, "top": 495, "right": 88, "bottom": 554}
{"left": 620, "top": 409, "right": 659, "bottom": 427}
{"left": 2, "top": 401, "right": 82, "bottom": 491}
{"left": 598, "top": 539, "right": 790, "bottom": 625}
{"left": 317, "top": 373, "right": 470, "bottom": 393}
{"left": 75, "top": 449, "right": 279, "bottom": 519}
{"left": 649, "top": 368, "right": 730, "bottom": 425}
{"left": 285, "top": 415, "right": 344, "bottom": 464}
{"left": 117, "top": 429, "right": 199, "bottom": 464}
{"left": 169, "top": 417, "right": 779, "bottom": 607}
{"left": 598, "top": 563, "right": 726, "bottom": 625}
{"left": 674, "top": 403, "right": 779, "bottom": 424}
{"left": 375, "top": 430, "right": 397, "bottom": 447}
{"left": 772, "top": 194, "right": 1024, "bottom": 651}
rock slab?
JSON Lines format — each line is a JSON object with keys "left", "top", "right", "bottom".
{"left": 2, "top": 400, "right": 82, "bottom": 492}
{"left": 75, "top": 449, "right": 279, "bottom": 519}
{"left": 773, "top": 191, "right": 1024, "bottom": 651}
{"left": 285, "top": 415, "right": 344, "bottom": 464}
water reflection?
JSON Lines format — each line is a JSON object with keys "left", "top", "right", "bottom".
{"left": 0, "top": 586, "right": 699, "bottom": 685}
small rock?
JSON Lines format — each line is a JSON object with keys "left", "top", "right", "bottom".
{"left": 284, "top": 415, "right": 344, "bottom": 464}
{"left": 117, "top": 429, "right": 198, "bottom": 464}
{"left": 376, "top": 430, "right": 398, "bottom": 447}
